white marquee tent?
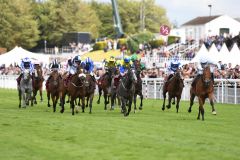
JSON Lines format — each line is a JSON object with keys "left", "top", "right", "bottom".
{"left": 191, "top": 43, "right": 240, "bottom": 66}
{"left": 0, "top": 46, "right": 50, "bottom": 66}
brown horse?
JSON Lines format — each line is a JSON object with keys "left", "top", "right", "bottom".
{"left": 162, "top": 69, "right": 184, "bottom": 113}
{"left": 85, "top": 74, "right": 96, "bottom": 113}
{"left": 46, "top": 70, "right": 62, "bottom": 112}
{"left": 188, "top": 65, "right": 216, "bottom": 120}
{"left": 97, "top": 67, "right": 115, "bottom": 110}
{"left": 32, "top": 65, "right": 44, "bottom": 104}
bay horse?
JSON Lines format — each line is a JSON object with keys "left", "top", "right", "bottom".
{"left": 117, "top": 69, "right": 137, "bottom": 116}
{"left": 85, "top": 74, "right": 96, "bottom": 114}
{"left": 62, "top": 68, "right": 86, "bottom": 115}
{"left": 32, "top": 64, "right": 44, "bottom": 104}
{"left": 133, "top": 60, "right": 144, "bottom": 111}
{"left": 188, "top": 65, "right": 216, "bottom": 120}
{"left": 97, "top": 67, "right": 116, "bottom": 110}
{"left": 18, "top": 69, "right": 33, "bottom": 108}
{"left": 46, "top": 70, "right": 62, "bottom": 112}
{"left": 162, "top": 69, "right": 184, "bottom": 113}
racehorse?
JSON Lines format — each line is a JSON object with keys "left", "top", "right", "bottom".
{"left": 133, "top": 60, "right": 144, "bottom": 111}
{"left": 188, "top": 65, "right": 216, "bottom": 120}
{"left": 62, "top": 67, "right": 86, "bottom": 115}
{"left": 18, "top": 69, "right": 33, "bottom": 108}
{"left": 46, "top": 70, "right": 62, "bottom": 112}
{"left": 97, "top": 67, "right": 115, "bottom": 110}
{"left": 32, "top": 65, "right": 44, "bottom": 104}
{"left": 110, "top": 70, "right": 121, "bottom": 110}
{"left": 162, "top": 69, "right": 184, "bottom": 113}
{"left": 85, "top": 74, "right": 96, "bottom": 114}
{"left": 117, "top": 69, "right": 137, "bottom": 116}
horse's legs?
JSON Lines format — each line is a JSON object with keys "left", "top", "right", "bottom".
{"left": 86, "top": 97, "right": 89, "bottom": 108}
{"left": 97, "top": 87, "right": 102, "bottom": 104}
{"left": 60, "top": 92, "right": 65, "bottom": 113}
{"left": 40, "top": 88, "right": 43, "bottom": 102}
{"left": 176, "top": 96, "right": 181, "bottom": 113}
{"left": 166, "top": 95, "right": 172, "bottom": 109}
{"left": 139, "top": 93, "right": 143, "bottom": 110}
{"left": 52, "top": 95, "right": 56, "bottom": 112}
{"left": 209, "top": 94, "right": 216, "bottom": 115}
{"left": 104, "top": 93, "right": 108, "bottom": 110}
{"left": 121, "top": 97, "right": 127, "bottom": 116}
{"left": 110, "top": 92, "right": 116, "bottom": 110}
{"left": 81, "top": 97, "right": 85, "bottom": 113}
{"left": 89, "top": 94, "right": 94, "bottom": 114}
{"left": 18, "top": 89, "right": 21, "bottom": 108}
{"left": 127, "top": 99, "right": 132, "bottom": 116}
{"left": 133, "top": 94, "right": 137, "bottom": 113}
{"left": 172, "top": 98, "right": 175, "bottom": 105}
{"left": 47, "top": 91, "right": 51, "bottom": 107}
{"left": 198, "top": 97, "right": 205, "bottom": 120}
{"left": 70, "top": 97, "right": 75, "bottom": 115}
{"left": 32, "top": 89, "right": 37, "bottom": 104}
{"left": 188, "top": 91, "right": 195, "bottom": 113}
{"left": 22, "top": 90, "right": 26, "bottom": 108}
{"left": 197, "top": 106, "right": 201, "bottom": 120}
{"left": 162, "top": 90, "right": 167, "bottom": 111}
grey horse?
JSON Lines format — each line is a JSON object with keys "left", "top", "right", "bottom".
{"left": 18, "top": 69, "right": 33, "bottom": 108}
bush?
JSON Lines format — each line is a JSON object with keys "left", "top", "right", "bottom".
{"left": 93, "top": 41, "right": 107, "bottom": 51}
{"left": 118, "top": 38, "right": 127, "bottom": 48}
{"left": 127, "top": 32, "right": 154, "bottom": 53}
{"left": 149, "top": 39, "right": 164, "bottom": 48}
{"left": 167, "top": 36, "right": 180, "bottom": 45}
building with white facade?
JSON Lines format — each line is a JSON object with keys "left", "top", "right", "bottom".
{"left": 181, "top": 15, "right": 240, "bottom": 42}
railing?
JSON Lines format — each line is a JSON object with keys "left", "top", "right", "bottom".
{"left": 0, "top": 75, "right": 239, "bottom": 104}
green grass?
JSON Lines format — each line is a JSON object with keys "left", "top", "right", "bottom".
{"left": 0, "top": 89, "right": 240, "bottom": 160}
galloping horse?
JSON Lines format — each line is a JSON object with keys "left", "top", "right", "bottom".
{"left": 133, "top": 60, "right": 144, "bottom": 111}
{"left": 85, "top": 74, "right": 96, "bottom": 114}
{"left": 162, "top": 69, "right": 184, "bottom": 113}
{"left": 117, "top": 69, "right": 137, "bottom": 116}
{"left": 18, "top": 69, "right": 33, "bottom": 108}
{"left": 32, "top": 65, "right": 44, "bottom": 104}
{"left": 97, "top": 67, "right": 115, "bottom": 110}
{"left": 188, "top": 65, "right": 216, "bottom": 120}
{"left": 46, "top": 70, "right": 62, "bottom": 112}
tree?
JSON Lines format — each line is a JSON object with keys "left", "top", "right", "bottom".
{"left": 0, "top": 0, "right": 40, "bottom": 50}
{"left": 34, "top": 0, "right": 101, "bottom": 46}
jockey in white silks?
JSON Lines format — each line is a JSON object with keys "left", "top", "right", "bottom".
{"left": 165, "top": 56, "right": 182, "bottom": 82}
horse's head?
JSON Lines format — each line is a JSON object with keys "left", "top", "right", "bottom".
{"left": 51, "top": 70, "right": 60, "bottom": 86}
{"left": 127, "top": 68, "right": 137, "bottom": 84}
{"left": 202, "top": 65, "right": 212, "bottom": 86}
{"left": 23, "top": 69, "right": 31, "bottom": 81}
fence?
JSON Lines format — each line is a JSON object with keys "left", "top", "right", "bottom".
{"left": 0, "top": 75, "right": 239, "bottom": 104}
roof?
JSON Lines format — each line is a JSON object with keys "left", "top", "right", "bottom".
{"left": 235, "top": 18, "right": 240, "bottom": 22}
{"left": 182, "top": 15, "right": 221, "bottom": 26}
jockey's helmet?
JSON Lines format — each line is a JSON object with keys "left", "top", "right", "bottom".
{"left": 73, "top": 55, "right": 81, "bottom": 65}
{"left": 200, "top": 56, "right": 208, "bottom": 64}
{"left": 109, "top": 56, "right": 115, "bottom": 62}
{"left": 173, "top": 55, "right": 179, "bottom": 61}
{"left": 85, "top": 57, "right": 92, "bottom": 64}
{"left": 22, "top": 57, "right": 31, "bottom": 63}
{"left": 131, "top": 54, "right": 138, "bottom": 62}
{"left": 124, "top": 56, "right": 130, "bottom": 63}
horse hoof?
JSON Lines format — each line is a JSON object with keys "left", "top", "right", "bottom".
{"left": 139, "top": 107, "right": 142, "bottom": 110}
{"left": 166, "top": 105, "right": 171, "bottom": 109}
{"left": 162, "top": 107, "right": 165, "bottom": 111}
{"left": 188, "top": 109, "right": 191, "bottom": 113}
{"left": 34, "top": 101, "right": 37, "bottom": 104}
{"left": 89, "top": 112, "right": 92, "bottom": 114}
{"left": 97, "top": 101, "right": 100, "bottom": 104}
{"left": 104, "top": 108, "right": 107, "bottom": 110}
{"left": 212, "top": 111, "right": 217, "bottom": 115}
{"left": 60, "top": 110, "right": 64, "bottom": 113}
{"left": 48, "top": 104, "right": 51, "bottom": 107}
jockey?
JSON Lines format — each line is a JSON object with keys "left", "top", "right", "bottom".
{"left": 67, "top": 55, "right": 82, "bottom": 75}
{"left": 165, "top": 55, "right": 181, "bottom": 82}
{"left": 46, "top": 59, "right": 61, "bottom": 89}
{"left": 119, "top": 56, "right": 133, "bottom": 76}
{"left": 64, "top": 55, "right": 82, "bottom": 85}
{"left": 193, "top": 56, "right": 220, "bottom": 85}
{"left": 83, "top": 57, "right": 95, "bottom": 81}
{"left": 16, "top": 57, "right": 34, "bottom": 86}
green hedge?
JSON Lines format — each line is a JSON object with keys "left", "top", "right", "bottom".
{"left": 93, "top": 41, "right": 107, "bottom": 51}
{"left": 167, "top": 36, "right": 180, "bottom": 45}
{"left": 149, "top": 39, "right": 164, "bottom": 48}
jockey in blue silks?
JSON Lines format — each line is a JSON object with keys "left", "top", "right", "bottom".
{"left": 165, "top": 55, "right": 181, "bottom": 82}
{"left": 82, "top": 57, "right": 95, "bottom": 82}
{"left": 119, "top": 56, "right": 133, "bottom": 76}
{"left": 17, "top": 57, "right": 34, "bottom": 86}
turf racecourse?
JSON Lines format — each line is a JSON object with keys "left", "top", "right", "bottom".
{"left": 0, "top": 89, "right": 240, "bottom": 160}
